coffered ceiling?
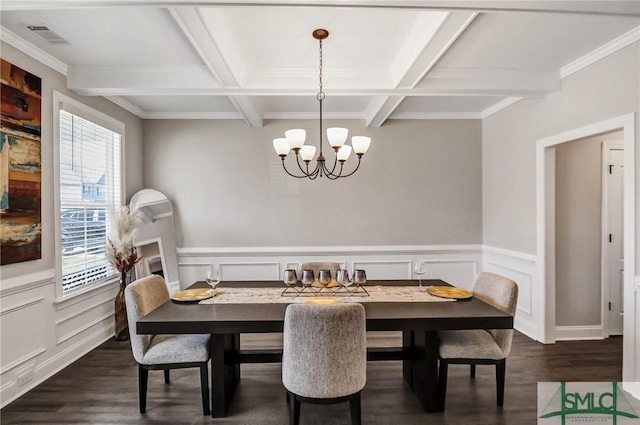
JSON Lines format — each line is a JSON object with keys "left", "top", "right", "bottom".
{"left": 1, "top": 1, "right": 639, "bottom": 126}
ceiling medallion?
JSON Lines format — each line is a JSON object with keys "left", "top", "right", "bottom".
{"left": 272, "top": 29, "right": 371, "bottom": 180}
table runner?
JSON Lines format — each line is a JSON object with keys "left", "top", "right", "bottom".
{"left": 198, "top": 285, "right": 456, "bottom": 304}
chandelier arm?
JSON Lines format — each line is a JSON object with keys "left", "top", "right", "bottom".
{"left": 280, "top": 159, "right": 312, "bottom": 179}
{"left": 324, "top": 151, "right": 340, "bottom": 176}
{"left": 294, "top": 152, "right": 317, "bottom": 177}
{"left": 336, "top": 156, "right": 363, "bottom": 178}
{"left": 324, "top": 163, "right": 345, "bottom": 180}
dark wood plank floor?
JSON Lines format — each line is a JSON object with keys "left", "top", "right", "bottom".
{"left": 1, "top": 332, "right": 622, "bottom": 425}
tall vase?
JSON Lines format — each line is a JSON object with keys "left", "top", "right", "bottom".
{"left": 114, "top": 270, "right": 130, "bottom": 341}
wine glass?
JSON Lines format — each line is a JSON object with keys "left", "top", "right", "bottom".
{"left": 205, "top": 264, "right": 221, "bottom": 291}
{"left": 413, "top": 261, "right": 427, "bottom": 288}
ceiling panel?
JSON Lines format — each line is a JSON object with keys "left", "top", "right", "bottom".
{"left": 1, "top": 2, "right": 637, "bottom": 124}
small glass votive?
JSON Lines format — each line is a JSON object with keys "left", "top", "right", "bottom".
{"left": 318, "top": 269, "right": 332, "bottom": 287}
{"left": 301, "top": 269, "right": 315, "bottom": 287}
{"left": 283, "top": 269, "right": 297, "bottom": 287}
{"left": 353, "top": 269, "right": 367, "bottom": 286}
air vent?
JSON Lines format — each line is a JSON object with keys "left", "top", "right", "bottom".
{"left": 27, "top": 25, "right": 68, "bottom": 45}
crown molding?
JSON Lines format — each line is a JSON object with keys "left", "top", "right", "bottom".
{"left": 104, "top": 96, "right": 145, "bottom": 118}
{"left": 0, "top": 26, "right": 68, "bottom": 75}
{"left": 141, "top": 111, "right": 244, "bottom": 119}
{"left": 561, "top": 26, "right": 640, "bottom": 79}
{"left": 480, "top": 97, "right": 523, "bottom": 119}
{"left": 264, "top": 111, "right": 364, "bottom": 120}
{"left": 391, "top": 111, "right": 482, "bottom": 120}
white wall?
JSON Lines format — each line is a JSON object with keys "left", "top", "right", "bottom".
{"left": 0, "top": 41, "right": 144, "bottom": 406}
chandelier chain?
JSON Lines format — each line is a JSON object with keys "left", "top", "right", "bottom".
{"left": 318, "top": 39, "right": 324, "bottom": 101}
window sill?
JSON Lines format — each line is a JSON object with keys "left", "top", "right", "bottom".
{"left": 54, "top": 276, "right": 120, "bottom": 310}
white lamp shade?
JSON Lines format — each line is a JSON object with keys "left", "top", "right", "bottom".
{"left": 352, "top": 136, "right": 371, "bottom": 154}
{"left": 299, "top": 145, "right": 316, "bottom": 161}
{"left": 327, "top": 127, "right": 348, "bottom": 148}
{"left": 273, "top": 138, "right": 291, "bottom": 156}
{"left": 337, "top": 145, "right": 352, "bottom": 161}
{"left": 285, "top": 129, "right": 306, "bottom": 149}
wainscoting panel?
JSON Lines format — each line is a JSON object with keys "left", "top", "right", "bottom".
{"left": 482, "top": 245, "right": 538, "bottom": 341}
{"left": 0, "top": 297, "right": 47, "bottom": 374}
{"left": 178, "top": 245, "right": 484, "bottom": 289}
{"left": 0, "top": 270, "right": 118, "bottom": 408}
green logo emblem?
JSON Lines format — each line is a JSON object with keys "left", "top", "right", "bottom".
{"left": 539, "top": 382, "right": 639, "bottom": 424}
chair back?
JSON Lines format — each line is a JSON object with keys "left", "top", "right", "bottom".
{"left": 282, "top": 303, "right": 366, "bottom": 399}
{"left": 295, "top": 262, "right": 341, "bottom": 280}
{"left": 472, "top": 272, "right": 518, "bottom": 357}
{"left": 125, "top": 275, "right": 170, "bottom": 363}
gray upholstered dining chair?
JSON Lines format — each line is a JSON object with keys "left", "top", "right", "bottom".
{"left": 437, "top": 272, "right": 518, "bottom": 409}
{"left": 295, "top": 261, "right": 341, "bottom": 281}
{"left": 125, "top": 275, "right": 211, "bottom": 415}
{"left": 282, "top": 302, "right": 367, "bottom": 425}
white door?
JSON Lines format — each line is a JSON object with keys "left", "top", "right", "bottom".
{"left": 603, "top": 143, "right": 624, "bottom": 336}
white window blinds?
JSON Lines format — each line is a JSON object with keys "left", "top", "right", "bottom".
{"left": 59, "top": 109, "right": 122, "bottom": 292}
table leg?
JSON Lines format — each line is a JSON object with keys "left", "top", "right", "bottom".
{"left": 210, "top": 333, "right": 240, "bottom": 417}
{"left": 402, "top": 330, "right": 414, "bottom": 390}
{"left": 409, "top": 330, "right": 441, "bottom": 412}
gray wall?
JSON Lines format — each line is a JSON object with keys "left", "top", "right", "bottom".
{"left": 142, "top": 119, "right": 483, "bottom": 248}
{"left": 482, "top": 42, "right": 640, "bottom": 255}
{"left": 555, "top": 136, "right": 603, "bottom": 327}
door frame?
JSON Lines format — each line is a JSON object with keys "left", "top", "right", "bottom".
{"left": 601, "top": 140, "right": 624, "bottom": 337}
{"left": 536, "top": 113, "right": 636, "bottom": 380}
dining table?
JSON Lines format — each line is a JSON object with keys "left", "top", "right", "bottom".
{"left": 136, "top": 279, "right": 513, "bottom": 418}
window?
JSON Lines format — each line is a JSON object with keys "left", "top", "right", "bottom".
{"left": 55, "top": 93, "right": 124, "bottom": 295}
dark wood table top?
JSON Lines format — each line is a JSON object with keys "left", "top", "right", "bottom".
{"left": 137, "top": 279, "right": 513, "bottom": 335}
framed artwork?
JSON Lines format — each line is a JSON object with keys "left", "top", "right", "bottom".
{"left": 0, "top": 58, "right": 42, "bottom": 265}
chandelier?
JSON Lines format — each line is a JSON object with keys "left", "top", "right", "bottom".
{"left": 272, "top": 29, "right": 371, "bottom": 180}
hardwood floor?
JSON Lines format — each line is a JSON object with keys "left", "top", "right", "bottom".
{"left": 1, "top": 332, "right": 622, "bottom": 425}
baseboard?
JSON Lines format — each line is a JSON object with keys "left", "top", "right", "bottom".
{"left": 555, "top": 325, "right": 604, "bottom": 341}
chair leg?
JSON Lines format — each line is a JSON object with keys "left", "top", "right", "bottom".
{"left": 350, "top": 392, "right": 361, "bottom": 425}
{"left": 496, "top": 359, "right": 506, "bottom": 406}
{"left": 470, "top": 364, "right": 476, "bottom": 378}
{"left": 288, "top": 392, "right": 300, "bottom": 425}
{"left": 164, "top": 369, "right": 170, "bottom": 384}
{"left": 138, "top": 365, "right": 148, "bottom": 414}
{"left": 438, "top": 360, "right": 448, "bottom": 411}
{"left": 200, "top": 362, "right": 210, "bottom": 415}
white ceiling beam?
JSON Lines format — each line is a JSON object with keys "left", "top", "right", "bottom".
{"left": 65, "top": 84, "right": 557, "bottom": 97}
{"left": 2, "top": 1, "right": 638, "bottom": 16}
{"left": 365, "top": 11, "right": 477, "bottom": 127}
{"left": 67, "top": 66, "right": 222, "bottom": 93}
{"left": 168, "top": 6, "right": 263, "bottom": 126}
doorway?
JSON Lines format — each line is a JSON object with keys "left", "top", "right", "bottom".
{"left": 535, "top": 113, "right": 636, "bottom": 381}
{"left": 552, "top": 132, "right": 623, "bottom": 340}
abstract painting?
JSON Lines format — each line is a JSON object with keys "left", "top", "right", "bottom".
{"left": 0, "top": 59, "right": 42, "bottom": 265}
